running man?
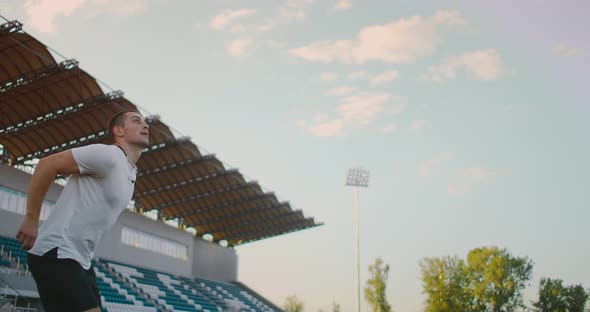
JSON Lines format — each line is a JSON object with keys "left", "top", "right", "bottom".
{"left": 15, "top": 110, "right": 149, "bottom": 312}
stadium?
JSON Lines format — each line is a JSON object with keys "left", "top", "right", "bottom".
{"left": 0, "top": 19, "right": 321, "bottom": 312}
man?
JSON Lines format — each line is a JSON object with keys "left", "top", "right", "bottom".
{"left": 15, "top": 110, "right": 149, "bottom": 312}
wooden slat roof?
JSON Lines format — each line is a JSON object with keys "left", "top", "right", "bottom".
{"left": 0, "top": 20, "right": 321, "bottom": 247}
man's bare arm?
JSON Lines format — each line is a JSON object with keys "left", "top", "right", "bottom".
{"left": 16, "top": 150, "right": 80, "bottom": 250}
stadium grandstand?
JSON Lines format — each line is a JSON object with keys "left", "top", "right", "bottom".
{"left": 0, "top": 18, "right": 322, "bottom": 312}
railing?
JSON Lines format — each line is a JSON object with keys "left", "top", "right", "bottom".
{"left": 0, "top": 276, "right": 37, "bottom": 312}
{"left": 0, "top": 245, "right": 30, "bottom": 277}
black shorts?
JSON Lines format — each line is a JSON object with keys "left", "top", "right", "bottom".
{"left": 27, "top": 247, "right": 102, "bottom": 312}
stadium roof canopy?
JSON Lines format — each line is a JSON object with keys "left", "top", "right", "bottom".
{"left": 0, "top": 20, "right": 321, "bottom": 247}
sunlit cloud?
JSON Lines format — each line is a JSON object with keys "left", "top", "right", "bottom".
{"left": 378, "top": 123, "right": 398, "bottom": 134}
{"left": 289, "top": 10, "right": 466, "bottom": 63}
{"left": 209, "top": 8, "right": 256, "bottom": 31}
{"left": 369, "top": 70, "right": 400, "bottom": 85}
{"left": 226, "top": 37, "right": 256, "bottom": 57}
{"left": 348, "top": 71, "right": 369, "bottom": 80}
{"left": 331, "top": 0, "right": 352, "bottom": 11}
{"left": 422, "top": 49, "right": 509, "bottom": 81}
{"left": 410, "top": 120, "right": 426, "bottom": 130}
{"left": 300, "top": 92, "right": 392, "bottom": 138}
{"left": 324, "top": 86, "right": 356, "bottom": 96}
{"left": 418, "top": 153, "right": 451, "bottom": 176}
{"left": 320, "top": 72, "right": 339, "bottom": 82}
{"left": 459, "top": 166, "right": 498, "bottom": 181}
{"left": 279, "top": 0, "right": 317, "bottom": 22}
{"left": 24, "top": 0, "right": 86, "bottom": 34}
{"left": 23, "top": 0, "right": 146, "bottom": 34}
{"left": 448, "top": 165, "right": 498, "bottom": 194}
{"left": 552, "top": 44, "right": 580, "bottom": 57}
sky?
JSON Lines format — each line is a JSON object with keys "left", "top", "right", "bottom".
{"left": 1, "top": 0, "right": 589, "bottom": 311}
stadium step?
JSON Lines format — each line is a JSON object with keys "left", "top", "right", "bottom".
{"left": 93, "top": 259, "right": 166, "bottom": 312}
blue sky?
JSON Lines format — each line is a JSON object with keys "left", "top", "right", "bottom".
{"left": 1, "top": 1, "right": 588, "bottom": 311}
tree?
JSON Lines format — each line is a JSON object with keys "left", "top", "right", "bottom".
{"left": 533, "top": 278, "right": 589, "bottom": 312}
{"left": 465, "top": 246, "right": 533, "bottom": 312}
{"left": 332, "top": 302, "right": 341, "bottom": 312}
{"left": 284, "top": 294, "right": 304, "bottom": 312}
{"left": 419, "top": 256, "right": 470, "bottom": 312}
{"left": 364, "top": 257, "right": 392, "bottom": 312}
{"left": 419, "top": 246, "right": 533, "bottom": 312}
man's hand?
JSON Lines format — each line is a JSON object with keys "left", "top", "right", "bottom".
{"left": 16, "top": 216, "right": 39, "bottom": 250}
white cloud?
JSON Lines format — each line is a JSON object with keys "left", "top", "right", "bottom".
{"left": 226, "top": 37, "right": 256, "bottom": 57}
{"left": 289, "top": 10, "right": 466, "bottom": 64}
{"left": 324, "top": 86, "right": 356, "bottom": 96}
{"left": 320, "top": 72, "right": 339, "bottom": 81}
{"left": 423, "top": 49, "right": 509, "bottom": 81}
{"left": 332, "top": 0, "right": 352, "bottom": 11}
{"left": 308, "top": 119, "right": 345, "bottom": 138}
{"left": 23, "top": 0, "right": 147, "bottom": 34}
{"left": 302, "top": 92, "right": 391, "bottom": 138}
{"left": 410, "top": 120, "right": 426, "bottom": 130}
{"left": 348, "top": 71, "right": 369, "bottom": 80}
{"left": 90, "top": 0, "right": 145, "bottom": 17}
{"left": 552, "top": 44, "right": 580, "bottom": 57}
{"left": 418, "top": 153, "right": 450, "bottom": 177}
{"left": 279, "top": 0, "right": 317, "bottom": 22}
{"left": 448, "top": 165, "right": 498, "bottom": 194}
{"left": 24, "top": 0, "right": 86, "bottom": 34}
{"left": 378, "top": 123, "right": 398, "bottom": 134}
{"left": 369, "top": 70, "right": 400, "bottom": 85}
{"left": 459, "top": 166, "right": 497, "bottom": 181}
{"left": 390, "top": 104, "right": 405, "bottom": 114}
{"left": 338, "top": 92, "right": 389, "bottom": 124}
{"left": 256, "top": 24, "right": 273, "bottom": 32}
{"left": 209, "top": 9, "right": 256, "bottom": 31}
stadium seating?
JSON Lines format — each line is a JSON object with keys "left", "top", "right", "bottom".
{"left": 102, "top": 259, "right": 221, "bottom": 312}
{"left": 0, "top": 235, "right": 280, "bottom": 312}
{"left": 0, "top": 235, "right": 28, "bottom": 270}
{"left": 191, "top": 277, "right": 277, "bottom": 312}
{"left": 92, "top": 259, "right": 158, "bottom": 312}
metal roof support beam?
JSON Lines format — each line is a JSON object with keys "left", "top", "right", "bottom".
{"left": 0, "top": 91, "right": 123, "bottom": 135}
{"left": 0, "top": 20, "right": 23, "bottom": 35}
{"left": 174, "top": 192, "right": 274, "bottom": 219}
{"left": 136, "top": 155, "right": 218, "bottom": 178}
{"left": 135, "top": 170, "right": 242, "bottom": 199}
{"left": 0, "top": 59, "right": 78, "bottom": 94}
{"left": 224, "top": 219, "right": 315, "bottom": 242}
{"left": 14, "top": 131, "right": 107, "bottom": 163}
{"left": 236, "top": 221, "right": 321, "bottom": 244}
{"left": 208, "top": 210, "right": 302, "bottom": 234}
{"left": 188, "top": 202, "right": 289, "bottom": 228}
{"left": 140, "top": 137, "right": 191, "bottom": 156}
{"left": 146, "top": 181, "right": 258, "bottom": 211}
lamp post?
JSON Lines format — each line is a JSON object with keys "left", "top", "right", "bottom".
{"left": 346, "top": 167, "right": 370, "bottom": 312}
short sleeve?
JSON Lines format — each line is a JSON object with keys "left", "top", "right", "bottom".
{"left": 71, "top": 144, "right": 115, "bottom": 177}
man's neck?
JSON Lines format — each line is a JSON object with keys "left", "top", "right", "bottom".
{"left": 114, "top": 142, "right": 142, "bottom": 165}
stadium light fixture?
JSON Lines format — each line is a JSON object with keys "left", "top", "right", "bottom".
{"left": 345, "top": 167, "right": 370, "bottom": 312}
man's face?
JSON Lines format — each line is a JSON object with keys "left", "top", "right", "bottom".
{"left": 121, "top": 112, "right": 150, "bottom": 147}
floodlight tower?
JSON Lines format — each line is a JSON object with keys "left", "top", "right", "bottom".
{"left": 346, "top": 167, "right": 370, "bottom": 312}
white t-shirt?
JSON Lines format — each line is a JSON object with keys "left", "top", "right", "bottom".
{"left": 29, "top": 144, "right": 137, "bottom": 269}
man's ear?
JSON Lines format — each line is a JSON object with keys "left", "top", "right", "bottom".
{"left": 113, "top": 125, "right": 124, "bottom": 137}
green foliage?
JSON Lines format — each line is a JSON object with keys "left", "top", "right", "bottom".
{"left": 419, "top": 256, "right": 470, "bottom": 312}
{"left": 465, "top": 246, "right": 533, "bottom": 312}
{"left": 420, "top": 246, "right": 533, "bottom": 312}
{"left": 532, "top": 278, "right": 589, "bottom": 312}
{"left": 284, "top": 294, "right": 304, "bottom": 312}
{"left": 332, "top": 302, "right": 341, "bottom": 312}
{"left": 364, "top": 257, "right": 392, "bottom": 312}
